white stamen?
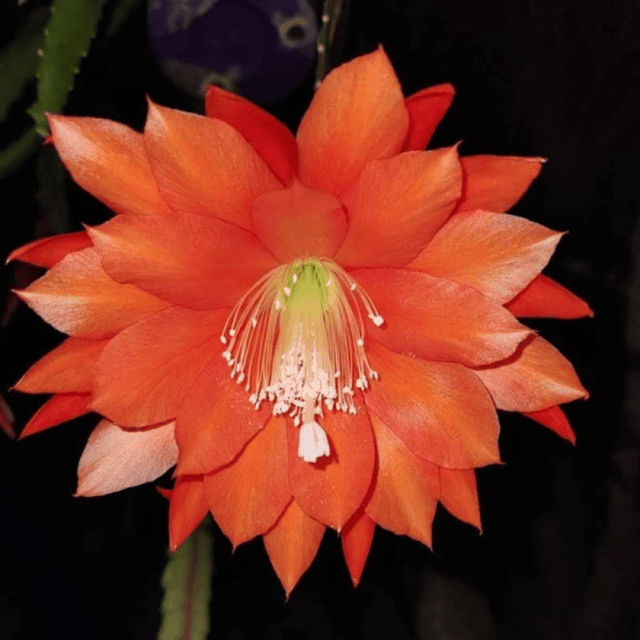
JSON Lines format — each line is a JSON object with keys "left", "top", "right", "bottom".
{"left": 220, "top": 335, "right": 227, "bottom": 344}
{"left": 298, "top": 421, "right": 331, "bottom": 463}
{"left": 219, "top": 259, "right": 384, "bottom": 454}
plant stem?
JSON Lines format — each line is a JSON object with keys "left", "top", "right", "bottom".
{"left": 315, "top": 0, "right": 346, "bottom": 88}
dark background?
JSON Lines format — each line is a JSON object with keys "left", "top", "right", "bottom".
{"left": 1, "top": 0, "right": 639, "bottom": 638}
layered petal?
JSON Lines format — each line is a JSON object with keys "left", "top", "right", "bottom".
{"left": 175, "top": 356, "right": 272, "bottom": 475}
{"left": 365, "top": 341, "right": 501, "bottom": 468}
{"left": 335, "top": 148, "right": 462, "bottom": 267}
{"left": 403, "top": 84, "right": 455, "bottom": 151}
{"left": 6, "top": 231, "right": 92, "bottom": 268}
{"left": 352, "top": 268, "right": 531, "bottom": 366}
{"left": 21, "top": 393, "right": 91, "bottom": 438}
{"left": 474, "top": 335, "right": 588, "bottom": 412}
{"left": 144, "top": 101, "right": 281, "bottom": 228}
{"left": 205, "top": 85, "right": 298, "bottom": 184}
{"left": 251, "top": 181, "right": 347, "bottom": 262}
{"left": 48, "top": 115, "right": 171, "bottom": 216}
{"left": 524, "top": 405, "right": 576, "bottom": 444}
{"left": 439, "top": 468, "right": 481, "bottom": 530}
{"left": 15, "top": 336, "right": 108, "bottom": 393}
{"left": 288, "top": 397, "right": 375, "bottom": 530}
{"left": 409, "top": 211, "right": 563, "bottom": 303}
{"left": 297, "top": 48, "right": 409, "bottom": 196}
{"left": 169, "top": 476, "right": 209, "bottom": 550}
{"left": 341, "top": 512, "right": 375, "bottom": 587}
{"left": 76, "top": 420, "right": 178, "bottom": 497}
{"left": 506, "top": 274, "right": 593, "bottom": 319}
{"left": 16, "top": 248, "right": 169, "bottom": 338}
{"left": 457, "top": 155, "right": 544, "bottom": 213}
{"left": 366, "top": 412, "right": 440, "bottom": 547}
{"left": 203, "top": 416, "right": 291, "bottom": 548}
{"left": 263, "top": 500, "right": 325, "bottom": 597}
{"left": 91, "top": 307, "right": 228, "bottom": 427}
{"left": 88, "top": 213, "right": 278, "bottom": 310}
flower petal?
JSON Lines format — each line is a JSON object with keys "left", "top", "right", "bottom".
{"left": 506, "top": 274, "right": 593, "bottom": 319}
{"left": 16, "top": 248, "right": 169, "bottom": 338}
{"left": 341, "top": 511, "right": 375, "bottom": 587}
{"left": 474, "top": 335, "right": 588, "bottom": 412}
{"left": 91, "top": 307, "right": 228, "bottom": 427}
{"left": 439, "top": 468, "right": 481, "bottom": 530}
{"left": 47, "top": 115, "right": 171, "bottom": 216}
{"left": 251, "top": 181, "right": 347, "bottom": 261}
{"left": 365, "top": 341, "right": 501, "bottom": 468}
{"left": 15, "top": 336, "right": 108, "bottom": 393}
{"left": 169, "top": 476, "right": 209, "bottom": 551}
{"left": 7, "top": 231, "right": 92, "bottom": 268}
{"left": 288, "top": 395, "right": 375, "bottom": 530}
{"left": 409, "top": 211, "right": 563, "bottom": 303}
{"left": 263, "top": 500, "right": 325, "bottom": 597}
{"left": 403, "top": 83, "right": 455, "bottom": 151}
{"left": 334, "top": 147, "right": 462, "bottom": 267}
{"left": 352, "top": 268, "right": 531, "bottom": 366}
{"left": 366, "top": 412, "right": 440, "bottom": 547}
{"left": 203, "top": 416, "right": 290, "bottom": 548}
{"left": 175, "top": 356, "right": 272, "bottom": 475}
{"left": 76, "top": 420, "right": 178, "bottom": 497}
{"left": 205, "top": 86, "right": 298, "bottom": 184}
{"left": 21, "top": 393, "right": 91, "bottom": 438}
{"left": 297, "top": 48, "right": 409, "bottom": 196}
{"left": 144, "top": 101, "right": 281, "bottom": 228}
{"left": 457, "top": 155, "right": 544, "bottom": 213}
{"left": 524, "top": 405, "right": 576, "bottom": 444}
{"left": 88, "top": 213, "right": 278, "bottom": 310}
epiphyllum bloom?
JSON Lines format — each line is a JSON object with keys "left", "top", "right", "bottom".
{"left": 11, "top": 49, "right": 590, "bottom": 595}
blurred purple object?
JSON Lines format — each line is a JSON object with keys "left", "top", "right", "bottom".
{"left": 148, "top": 0, "right": 317, "bottom": 104}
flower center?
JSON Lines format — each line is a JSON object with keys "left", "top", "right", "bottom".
{"left": 219, "top": 259, "right": 383, "bottom": 462}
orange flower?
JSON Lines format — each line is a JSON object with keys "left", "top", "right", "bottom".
{"left": 11, "top": 49, "right": 590, "bottom": 595}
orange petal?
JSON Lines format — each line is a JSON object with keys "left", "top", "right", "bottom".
{"left": 334, "top": 147, "right": 462, "bottom": 267}
{"left": 366, "top": 412, "right": 439, "bottom": 547}
{"left": 6, "top": 231, "right": 92, "bottom": 268}
{"left": 91, "top": 307, "right": 228, "bottom": 427}
{"left": 352, "top": 268, "right": 531, "bottom": 366}
{"left": 474, "top": 335, "right": 588, "bottom": 412}
{"left": 439, "top": 468, "right": 482, "bottom": 530}
{"left": 175, "top": 355, "right": 272, "bottom": 475}
{"left": 366, "top": 342, "right": 501, "bottom": 468}
{"left": 14, "top": 336, "right": 108, "bottom": 393}
{"left": 252, "top": 180, "right": 347, "bottom": 261}
{"left": 506, "top": 274, "right": 594, "bottom": 319}
{"left": 76, "top": 420, "right": 178, "bottom": 497}
{"left": 403, "top": 83, "right": 455, "bottom": 151}
{"left": 409, "top": 211, "right": 563, "bottom": 303}
{"left": 21, "top": 393, "right": 91, "bottom": 438}
{"left": 205, "top": 85, "right": 298, "bottom": 184}
{"left": 524, "top": 405, "right": 576, "bottom": 444}
{"left": 457, "top": 155, "right": 544, "bottom": 213}
{"left": 297, "top": 48, "right": 409, "bottom": 196}
{"left": 16, "top": 248, "right": 169, "bottom": 338}
{"left": 169, "top": 476, "right": 209, "bottom": 550}
{"left": 88, "top": 213, "right": 277, "bottom": 310}
{"left": 47, "top": 115, "right": 171, "bottom": 216}
{"left": 341, "top": 511, "right": 375, "bottom": 587}
{"left": 144, "top": 101, "right": 280, "bottom": 228}
{"left": 263, "top": 500, "right": 326, "bottom": 597}
{"left": 288, "top": 397, "right": 375, "bottom": 531}
{"left": 203, "top": 416, "right": 290, "bottom": 548}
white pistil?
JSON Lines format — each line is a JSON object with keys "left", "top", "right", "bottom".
{"left": 220, "top": 259, "right": 383, "bottom": 463}
{"left": 298, "top": 421, "right": 331, "bottom": 463}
